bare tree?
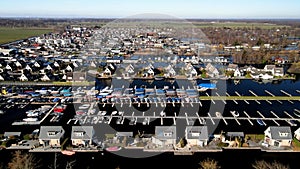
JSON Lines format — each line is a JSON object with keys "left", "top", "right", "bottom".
{"left": 199, "top": 158, "right": 221, "bottom": 169}
{"left": 8, "top": 151, "right": 41, "bottom": 169}
{"left": 252, "top": 160, "right": 290, "bottom": 169}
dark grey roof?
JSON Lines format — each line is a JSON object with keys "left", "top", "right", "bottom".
{"left": 116, "top": 132, "right": 133, "bottom": 137}
{"left": 39, "top": 126, "right": 65, "bottom": 140}
{"left": 226, "top": 132, "right": 244, "bottom": 137}
{"left": 155, "top": 126, "right": 176, "bottom": 140}
{"left": 185, "top": 126, "right": 208, "bottom": 140}
{"left": 4, "top": 132, "right": 21, "bottom": 137}
{"left": 71, "top": 126, "right": 94, "bottom": 140}
{"left": 268, "top": 126, "right": 292, "bottom": 140}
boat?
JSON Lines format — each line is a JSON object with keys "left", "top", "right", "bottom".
{"left": 294, "top": 109, "right": 300, "bottom": 118}
{"left": 197, "top": 83, "right": 217, "bottom": 91}
{"left": 105, "top": 146, "right": 122, "bottom": 152}
{"left": 230, "top": 111, "right": 239, "bottom": 117}
{"left": 256, "top": 119, "right": 265, "bottom": 126}
{"left": 215, "top": 112, "right": 222, "bottom": 117}
{"left": 23, "top": 118, "right": 38, "bottom": 122}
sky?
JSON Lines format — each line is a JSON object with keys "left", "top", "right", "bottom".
{"left": 1, "top": 0, "right": 300, "bottom": 19}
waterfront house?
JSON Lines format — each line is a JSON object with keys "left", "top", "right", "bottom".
{"left": 39, "top": 126, "right": 65, "bottom": 147}
{"left": 25, "top": 65, "right": 32, "bottom": 71}
{"left": 40, "top": 74, "right": 51, "bottom": 81}
{"left": 264, "top": 126, "right": 292, "bottom": 147}
{"left": 294, "top": 128, "right": 300, "bottom": 141}
{"left": 185, "top": 126, "right": 208, "bottom": 147}
{"left": 251, "top": 71, "right": 273, "bottom": 80}
{"left": 226, "top": 64, "right": 239, "bottom": 71}
{"left": 19, "top": 74, "right": 28, "bottom": 81}
{"left": 152, "top": 126, "right": 177, "bottom": 147}
{"left": 264, "top": 65, "right": 276, "bottom": 75}
{"left": 4, "top": 132, "right": 21, "bottom": 140}
{"left": 71, "top": 126, "right": 94, "bottom": 147}
{"left": 205, "top": 63, "right": 219, "bottom": 77}
{"left": 274, "top": 67, "right": 284, "bottom": 77}
{"left": 234, "top": 68, "right": 242, "bottom": 77}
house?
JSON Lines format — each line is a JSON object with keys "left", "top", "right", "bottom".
{"left": 4, "top": 132, "right": 21, "bottom": 140}
{"left": 66, "top": 72, "right": 73, "bottom": 81}
{"left": 165, "top": 66, "right": 176, "bottom": 77}
{"left": 251, "top": 70, "right": 273, "bottom": 80}
{"left": 39, "top": 126, "right": 65, "bottom": 147}
{"left": 103, "top": 67, "right": 112, "bottom": 76}
{"left": 34, "top": 62, "right": 41, "bottom": 68}
{"left": 264, "top": 65, "right": 276, "bottom": 75}
{"left": 234, "top": 68, "right": 242, "bottom": 77}
{"left": 71, "top": 126, "right": 94, "bottom": 147}
{"left": 66, "top": 65, "right": 73, "bottom": 72}
{"left": 72, "top": 72, "right": 86, "bottom": 82}
{"left": 185, "top": 126, "right": 208, "bottom": 147}
{"left": 25, "top": 65, "right": 32, "bottom": 71}
{"left": 19, "top": 74, "right": 28, "bottom": 81}
{"left": 152, "top": 126, "right": 177, "bottom": 147}
{"left": 125, "top": 64, "right": 135, "bottom": 74}
{"left": 46, "top": 65, "right": 52, "bottom": 70}
{"left": 264, "top": 126, "right": 292, "bottom": 147}
{"left": 186, "top": 67, "right": 198, "bottom": 77}
{"left": 147, "top": 68, "right": 155, "bottom": 76}
{"left": 5, "top": 64, "right": 12, "bottom": 71}
{"left": 40, "top": 74, "right": 51, "bottom": 81}
{"left": 53, "top": 61, "right": 60, "bottom": 67}
{"left": 294, "top": 128, "right": 300, "bottom": 141}
{"left": 274, "top": 67, "right": 284, "bottom": 77}
{"left": 205, "top": 63, "right": 219, "bottom": 77}
{"left": 227, "top": 64, "right": 239, "bottom": 71}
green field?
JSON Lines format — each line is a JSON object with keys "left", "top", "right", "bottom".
{"left": 0, "top": 27, "right": 53, "bottom": 45}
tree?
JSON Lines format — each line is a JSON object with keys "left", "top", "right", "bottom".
{"left": 199, "top": 158, "right": 221, "bottom": 169}
{"left": 8, "top": 151, "right": 41, "bottom": 169}
{"left": 252, "top": 160, "right": 289, "bottom": 169}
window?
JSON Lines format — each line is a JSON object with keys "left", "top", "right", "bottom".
{"left": 163, "top": 131, "right": 173, "bottom": 137}
{"left": 190, "top": 131, "right": 200, "bottom": 137}
{"left": 74, "top": 131, "right": 85, "bottom": 137}
{"left": 279, "top": 131, "right": 289, "bottom": 137}
{"left": 47, "top": 131, "right": 58, "bottom": 136}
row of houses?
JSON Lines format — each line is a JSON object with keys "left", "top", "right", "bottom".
{"left": 226, "top": 64, "right": 284, "bottom": 79}
{"left": 3, "top": 125, "right": 300, "bottom": 150}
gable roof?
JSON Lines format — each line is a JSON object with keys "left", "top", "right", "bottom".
{"left": 266, "top": 126, "right": 292, "bottom": 140}
{"left": 71, "top": 126, "right": 94, "bottom": 140}
{"left": 39, "top": 126, "right": 65, "bottom": 140}
{"left": 155, "top": 126, "right": 176, "bottom": 140}
{"left": 185, "top": 126, "right": 208, "bottom": 140}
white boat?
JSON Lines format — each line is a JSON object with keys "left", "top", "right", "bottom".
{"left": 23, "top": 118, "right": 38, "bottom": 122}
{"left": 230, "top": 111, "right": 239, "bottom": 117}
{"left": 215, "top": 112, "right": 222, "bottom": 117}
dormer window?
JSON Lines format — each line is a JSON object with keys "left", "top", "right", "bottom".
{"left": 279, "top": 131, "right": 288, "bottom": 137}
{"left": 74, "top": 131, "right": 85, "bottom": 137}
{"left": 163, "top": 131, "right": 173, "bottom": 137}
{"left": 47, "top": 131, "right": 58, "bottom": 136}
{"left": 190, "top": 131, "right": 200, "bottom": 137}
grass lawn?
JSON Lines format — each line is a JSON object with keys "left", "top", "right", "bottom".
{"left": 245, "top": 134, "right": 265, "bottom": 142}
{"left": 292, "top": 138, "right": 300, "bottom": 151}
{"left": 0, "top": 27, "right": 53, "bottom": 45}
